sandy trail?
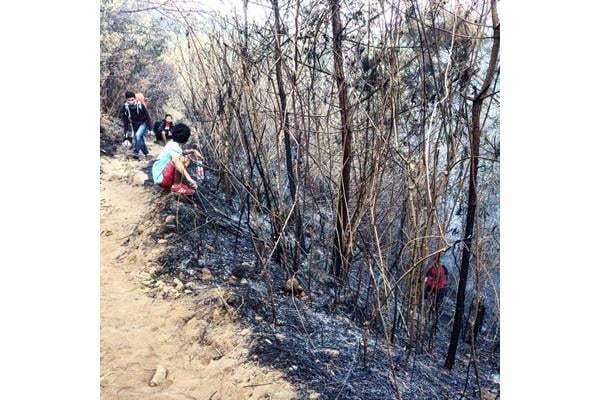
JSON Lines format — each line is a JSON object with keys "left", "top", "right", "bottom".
{"left": 100, "top": 143, "right": 296, "bottom": 400}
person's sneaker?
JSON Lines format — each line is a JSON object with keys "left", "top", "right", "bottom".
{"left": 130, "top": 153, "right": 140, "bottom": 160}
{"left": 170, "top": 183, "right": 195, "bottom": 196}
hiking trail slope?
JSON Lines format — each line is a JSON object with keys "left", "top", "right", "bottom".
{"left": 100, "top": 143, "right": 296, "bottom": 400}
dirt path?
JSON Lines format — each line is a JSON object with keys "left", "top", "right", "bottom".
{"left": 100, "top": 143, "right": 296, "bottom": 400}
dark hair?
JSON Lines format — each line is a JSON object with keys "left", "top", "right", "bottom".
{"left": 171, "top": 123, "right": 191, "bottom": 143}
{"left": 125, "top": 91, "right": 135, "bottom": 99}
{"left": 165, "top": 114, "right": 172, "bottom": 118}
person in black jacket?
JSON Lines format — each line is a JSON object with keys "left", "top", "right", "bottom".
{"left": 121, "top": 91, "right": 152, "bottom": 159}
{"left": 154, "top": 114, "right": 174, "bottom": 145}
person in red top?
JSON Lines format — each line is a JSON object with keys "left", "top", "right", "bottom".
{"left": 425, "top": 261, "right": 449, "bottom": 308}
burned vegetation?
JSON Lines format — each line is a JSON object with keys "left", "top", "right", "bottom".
{"left": 101, "top": 0, "right": 501, "bottom": 398}
{"left": 121, "top": 166, "right": 499, "bottom": 399}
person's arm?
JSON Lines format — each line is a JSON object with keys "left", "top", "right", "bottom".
{"left": 157, "top": 122, "right": 166, "bottom": 142}
{"left": 173, "top": 155, "right": 197, "bottom": 189}
{"left": 184, "top": 148, "right": 203, "bottom": 161}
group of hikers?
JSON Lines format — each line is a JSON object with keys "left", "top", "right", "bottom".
{"left": 120, "top": 90, "right": 202, "bottom": 196}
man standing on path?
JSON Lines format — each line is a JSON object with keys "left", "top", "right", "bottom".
{"left": 121, "top": 91, "right": 152, "bottom": 159}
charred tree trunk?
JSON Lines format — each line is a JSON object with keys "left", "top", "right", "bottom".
{"left": 464, "top": 295, "right": 486, "bottom": 345}
{"left": 329, "top": 0, "right": 354, "bottom": 283}
{"left": 271, "top": 0, "right": 299, "bottom": 272}
{"left": 445, "top": 0, "right": 500, "bottom": 370}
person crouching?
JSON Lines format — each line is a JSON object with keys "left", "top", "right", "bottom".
{"left": 151, "top": 123, "right": 202, "bottom": 196}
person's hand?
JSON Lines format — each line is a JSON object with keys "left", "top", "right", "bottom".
{"left": 194, "top": 150, "right": 203, "bottom": 160}
{"left": 189, "top": 180, "right": 198, "bottom": 189}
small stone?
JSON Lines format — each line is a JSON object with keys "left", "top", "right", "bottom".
{"left": 231, "top": 264, "right": 249, "bottom": 278}
{"left": 138, "top": 271, "right": 151, "bottom": 280}
{"left": 481, "top": 389, "right": 496, "bottom": 400}
{"left": 164, "top": 224, "right": 177, "bottom": 231}
{"left": 185, "top": 282, "right": 199, "bottom": 290}
{"left": 148, "top": 266, "right": 161, "bottom": 276}
{"left": 325, "top": 349, "right": 340, "bottom": 358}
{"left": 149, "top": 365, "right": 168, "bottom": 387}
{"left": 240, "top": 278, "right": 248, "bottom": 284}
{"left": 308, "top": 392, "right": 321, "bottom": 400}
{"left": 255, "top": 316, "right": 263, "bottom": 322}
{"left": 158, "top": 239, "right": 168, "bottom": 244}
{"left": 199, "top": 268, "right": 213, "bottom": 281}
{"left": 173, "top": 278, "right": 184, "bottom": 291}
{"left": 240, "top": 328, "right": 251, "bottom": 336}
{"left": 130, "top": 171, "right": 148, "bottom": 186}
{"left": 275, "top": 333, "right": 286, "bottom": 341}
{"left": 165, "top": 215, "right": 176, "bottom": 224}
{"left": 284, "top": 277, "right": 304, "bottom": 294}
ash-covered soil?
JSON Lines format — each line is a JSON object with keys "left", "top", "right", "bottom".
{"left": 100, "top": 118, "right": 500, "bottom": 400}
{"left": 139, "top": 179, "right": 499, "bottom": 400}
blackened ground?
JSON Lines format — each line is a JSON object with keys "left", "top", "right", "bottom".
{"left": 99, "top": 114, "right": 500, "bottom": 400}
{"left": 137, "top": 169, "right": 499, "bottom": 399}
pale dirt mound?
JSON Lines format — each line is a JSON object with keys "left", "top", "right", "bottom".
{"left": 100, "top": 143, "right": 296, "bottom": 400}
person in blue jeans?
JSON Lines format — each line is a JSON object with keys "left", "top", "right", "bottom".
{"left": 121, "top": 91, "right": 152, "bottom": 159}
